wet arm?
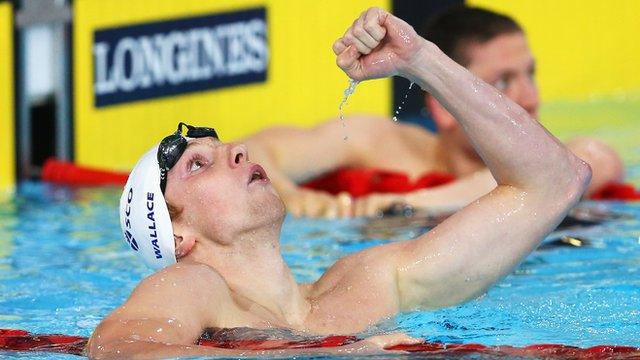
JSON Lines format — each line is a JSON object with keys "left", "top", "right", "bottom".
{"left": 331, "top": 6, "right": 590, "bottom": 307}
{"left": 386, "top": 40, "right": 592, "bottom": 309}
{"left": 87, "top": 265, "right": 222, "bottom": 359}
{"left": 327, "top": 6, "right": 590, "bottom": 311}
{"left": 87, "top": 337, "right": 381, "bottom": 360}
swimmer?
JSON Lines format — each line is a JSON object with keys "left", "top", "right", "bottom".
{"left": 244, "top": 6, "right": 621, "bottom": 218}
{"left": 87, "top": 7, "right": 591, "bottom": 359}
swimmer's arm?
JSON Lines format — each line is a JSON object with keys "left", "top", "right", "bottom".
{"left": 381, "top": 41, "right": 592, "bottom": 309}
{"left": 330, "top": 6, "right": 590, "bottom": 309}
{"left": 87, "top": 333, "right": 402, "bottom": 360}
{"left": 86, "top": 334, "right": 400, "bottom": 360}
{"left": 86, "top": 264, "right": 226, "bottom": 359}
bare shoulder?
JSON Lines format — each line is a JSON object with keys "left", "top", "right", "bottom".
{"left": 331, "top": 114, "right": 418, "bottom": 134}
{"left": 110, "top": 262, "right": 231, "bottom": 321}
{"left": 138, "top": 262, "right": 229, "bottom": 299}
{"left": 89, "top": 263, "right": 231, "bottom": 354}
{"left": 565, "top": 137, "right": 621, "bottom": 162}
{"left": 241, "top": 114, "right": 433, "bottom": 146}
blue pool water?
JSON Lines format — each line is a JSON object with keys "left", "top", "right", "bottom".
{"left": 0, "top": 181, "right": 639, "bottom": 359}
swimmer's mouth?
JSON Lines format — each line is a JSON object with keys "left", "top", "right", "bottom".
{"left": 248, "top": 164, "right": 269, "bottom": 184}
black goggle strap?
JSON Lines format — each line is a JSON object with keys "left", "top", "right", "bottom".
{"left": 183, "top": 123, "right": 219, "bottom": 140}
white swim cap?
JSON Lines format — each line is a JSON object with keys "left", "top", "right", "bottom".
{"left": 119, "top": 146, "right": 177, "bottom": 270}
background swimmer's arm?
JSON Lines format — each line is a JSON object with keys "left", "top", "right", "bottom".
{"left": 333, "top": 7, "right": 591, "bottom": 309}
{"left": 243, "top": 116, "right": 404, "bottom": 218}
{"left": 406, "top": 169, "right": 496, "bottom": 211}
{"left": 565, "top": 137, "right": 624, "bottom": 196}
{"left": 352, "top": 169, "right": 497, "bottom": 216}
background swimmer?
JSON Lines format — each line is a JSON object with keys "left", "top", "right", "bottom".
{"left": 244, "top": 6, "right": 620, "bottom": 218}
{"left": 88, "top": 7, "right": 591, "bottom": 359}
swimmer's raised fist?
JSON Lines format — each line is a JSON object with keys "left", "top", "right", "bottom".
{"left": 333, "top": 7, "right": 426, "bottom": 81}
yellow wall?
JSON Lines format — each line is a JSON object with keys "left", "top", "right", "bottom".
{"left": 468, "top": 0, "right": 640, "bottom": 102}
{"left": 74, "top": 0, "right": 391, "bottom": 171}
{"left": 0, "top": 1, "right": 14, "bottom": 194}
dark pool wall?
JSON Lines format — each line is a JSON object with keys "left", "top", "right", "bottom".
{"left": 392, "top": 0, "right": 464, "bottom": 132}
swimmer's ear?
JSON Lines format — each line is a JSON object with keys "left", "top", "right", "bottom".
{"left": 174, "top": 234, "right": 196, "bottom": 259}
{"left": 425, "top": 94, "right": 457, "bottom": 131}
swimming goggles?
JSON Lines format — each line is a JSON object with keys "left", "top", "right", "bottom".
{"left": 157, "top": 122, "right": 219, "bottom": 194}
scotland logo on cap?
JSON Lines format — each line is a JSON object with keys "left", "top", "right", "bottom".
{"left": 119, "top": 146, "right": 177, "bottom": 270}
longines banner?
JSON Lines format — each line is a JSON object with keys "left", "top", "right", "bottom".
{"left": 74, "top": 0, "right": 390, "bottom": 171}
{"left": 93, "top": 7, "right": 268, "bottom": 107}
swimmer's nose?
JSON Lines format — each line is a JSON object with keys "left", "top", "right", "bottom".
{"left": 228, "top": 143, "right": 249, "bottom": 168}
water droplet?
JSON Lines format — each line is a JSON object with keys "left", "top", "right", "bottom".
{"left": 338, "top": 79, "right": 359, "bottom": 141}
{"left": 391, "top": 82, "right": 415, "bottom": 122}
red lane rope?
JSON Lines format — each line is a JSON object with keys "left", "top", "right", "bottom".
{"left": 2, "top": 328, "right": 638, "bottom": 358}
{"left": 41, "top": 159, "right": 640, "bottom": 201}
{"left": 302, "top": 168, "right": 456, "bottom": 198}
{"left": 41, "top": 158, "right": 129, "bottom": 187}
{"left": 0, "top": 329, "right": 87, "bottom": 356}
{"left": 590, "top": 182, "right": 640, "bottom": 201}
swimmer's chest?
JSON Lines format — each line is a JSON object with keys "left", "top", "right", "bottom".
{"left": 210, "top": 274, "right": 398, "bottom": 335}
{"left": 301, "top": 258, "right": 400, "bottom": 334}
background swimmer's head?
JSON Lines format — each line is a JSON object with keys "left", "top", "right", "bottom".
{"left": 420, "top": 7, "right": 539, "bottom": 158}
{"left": 420, "top": 6, "right": 523, "bottom": 68}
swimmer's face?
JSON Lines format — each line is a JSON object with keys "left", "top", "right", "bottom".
{"left": 466, "top": 32, "right": 539, "bottom": 118}
{"left": 163, "top": 137, "right": 285, "bottom": 244}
